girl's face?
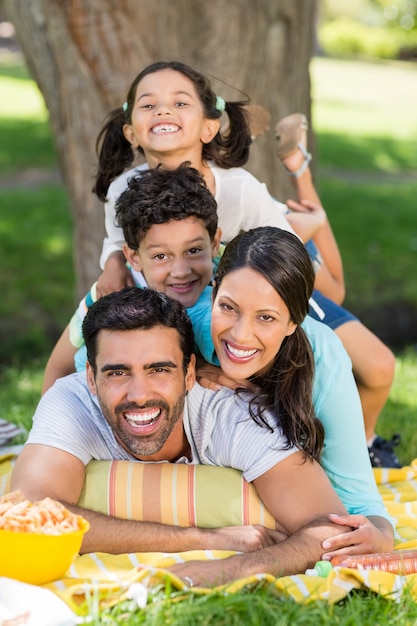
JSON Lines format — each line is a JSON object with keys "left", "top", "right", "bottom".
{"left": 123, "top": 69, "right": 219, "bottom": 163}
{"left": 211, "top": 268, "right": 297, "bottom": 380}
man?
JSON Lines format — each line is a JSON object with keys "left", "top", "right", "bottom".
{"left": 12, "top": 287, "right": 350, "bottom": 586}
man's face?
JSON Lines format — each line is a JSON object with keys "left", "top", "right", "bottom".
{"left": 86, "top": 326, "right": 196, "bottom": 462}
{"left": 123, "top": 217, "right": 221, "bottom": 309}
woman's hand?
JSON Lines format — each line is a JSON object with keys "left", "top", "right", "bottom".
{"left": 96, "top": 251, "right": 135, "bottom": 298}
{"left": 321, "top": 513, "right": 394, "bottom": 560}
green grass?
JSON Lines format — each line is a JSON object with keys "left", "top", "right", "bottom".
{"left": 377, "top": 348, "right": 417, "bottom": 459}
{"left": 0, "top": 185, "right": 74, "bottom": 362}
{"left": 319, "top": 178, "right": 417, "bottom": 309}
{"left": 85, "top": 585, "right": 417, "bottom": 625}
{"left": 311, "top": 57, "right": 417, "bottom": 144}
{"left": 310, "top": 57, "right": 417, "bottom": 312}
{"left": 1, "top": 52, "right": 417, "bottom": 624}
{"left": 0, "top": 62, "right": 57, "bottom": 171}
{"left": 0, "top": 362, "right": 44, "bottom": 439}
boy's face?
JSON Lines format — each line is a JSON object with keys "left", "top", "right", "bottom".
{"left": 123, "top": 217, "right": 221, "bottom": 309}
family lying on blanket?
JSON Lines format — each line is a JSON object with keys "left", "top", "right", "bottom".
{"left": 9, "top": 61, "right": 400, "bottom": 587}
{"left": 42, "top": 60, "right": 399, "bottom": 468}
{"left": 13, "top": 174, "right": 394, "bottom": 585}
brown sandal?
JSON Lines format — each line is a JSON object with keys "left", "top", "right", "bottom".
{"left": 274, "top": 113, "right": 312, "bottom": 177}
{"left": 245, "top": 104, "right": 271, "bottom": 140}
{"left": 221, "top": 104, "right": 271, "bottom": 142}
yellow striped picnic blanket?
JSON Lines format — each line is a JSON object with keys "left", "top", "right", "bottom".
{"left": 3, "top": 455, "right": 417, "bottom": 614}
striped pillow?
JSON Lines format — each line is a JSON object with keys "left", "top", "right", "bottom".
{"left": 80, "top": 461, "right": 276, "bottom": 529}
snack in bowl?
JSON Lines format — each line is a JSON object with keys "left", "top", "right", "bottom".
{"left": 0, "top": 490, "right": 89, "bottom": 585}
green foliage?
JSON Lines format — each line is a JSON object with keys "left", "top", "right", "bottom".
{"left": 318, "top": 177, "right": 417, "bottom": 310}
{"left": 372, "top": 0, "right": 417, "bottom": 31}
{"left": 319, "top": 17, "right": 406, "bottom": 59}
{"left": 311, "top": 56, "right": 417, "bottom": 343}
{"left": 319, "top": 0, "right": 417, "bottom": 59}
{"left": 0, "top": 118, "right": 57, "bottom": 171}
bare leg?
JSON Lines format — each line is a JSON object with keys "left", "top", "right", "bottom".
{"left": 276, "top": 115, "right": 345, "bottom": 305}
{"left": 335, "top": 320, "right": 396, "bottom": 442}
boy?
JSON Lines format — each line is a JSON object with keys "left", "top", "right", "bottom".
{"left": 41, "top": 164, "right": 221, "bottom": 392}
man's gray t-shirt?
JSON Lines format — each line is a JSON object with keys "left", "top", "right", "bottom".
{"left": 27, "top": 372, "right": 295, "bottom": 483}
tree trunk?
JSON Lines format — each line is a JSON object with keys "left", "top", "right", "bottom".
{"left": 4, "top": 0, "right": 316, "bottom": 297}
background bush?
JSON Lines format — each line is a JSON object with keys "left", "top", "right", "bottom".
{"left": 318, "top": 0, "right": 417, "bottom": 60}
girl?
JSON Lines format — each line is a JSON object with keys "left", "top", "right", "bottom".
{"left": 91, "top": 60, "right": 397, "bottom": 467}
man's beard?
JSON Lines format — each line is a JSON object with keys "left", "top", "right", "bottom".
{"left": 98, "top": 393, "right": 187, "bottom": 459}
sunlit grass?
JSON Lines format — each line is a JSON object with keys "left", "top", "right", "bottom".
{"left": 0, "top": 59, "right": 57, "bottom": 171}
{"left": 311, "top": 57, "right": 417, "bottom": 142}
{"left": 0, "top": 75, "right": 48, "bottom": 119}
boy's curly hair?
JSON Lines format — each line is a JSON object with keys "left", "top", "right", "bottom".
{"left": 115, "top": 163, "right": 218, "bottom": 250}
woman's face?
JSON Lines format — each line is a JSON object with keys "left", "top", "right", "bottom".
{"left": 211, "top": 268, "right": 297, "bottom": 379}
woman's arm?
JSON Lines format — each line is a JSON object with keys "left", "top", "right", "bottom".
{"left": 303, "top": 315, "right": 394, "bottom": 553}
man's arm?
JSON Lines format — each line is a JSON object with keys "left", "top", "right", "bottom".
{"left": 169, "top": 452, "right": 351, "bottom": 585}
{"left": 11, "top": 444, "right": 284, "bottom": 555}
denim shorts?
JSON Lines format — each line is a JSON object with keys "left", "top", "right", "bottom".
{"left": 309, "top": 290, "right": 358, "bottom": 330}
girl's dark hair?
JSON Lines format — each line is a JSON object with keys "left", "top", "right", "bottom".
{"left": 93, "top": 61, "right": 251, "bottom": 202}
{"left": 213, "top": 226, "right": 324, "bottom": 462}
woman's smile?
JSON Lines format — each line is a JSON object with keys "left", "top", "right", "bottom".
{"left": 223, "top": 339, "right": 259, "bottom": 361}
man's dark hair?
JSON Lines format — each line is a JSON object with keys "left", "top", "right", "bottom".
{"left": 82, "top": 287, "right": 195, "bottom": 373}
{"left": 115, "top": 163, "right": 218, "bottom": 250}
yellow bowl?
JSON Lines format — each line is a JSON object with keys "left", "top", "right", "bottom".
{"left": 0, "top": 517, "right": 89, "bottom": 585}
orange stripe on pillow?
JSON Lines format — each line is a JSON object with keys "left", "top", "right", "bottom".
{"left": 108, "top": 460, "right": 118, "bottom": 516}
{"left": 142, "top": 464, "right": 163, "bottom": 523}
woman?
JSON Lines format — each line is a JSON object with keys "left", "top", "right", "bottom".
{"left": 201, "top": 226, "right": 394, "bottom": 560}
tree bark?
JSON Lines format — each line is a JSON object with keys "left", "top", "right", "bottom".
{"left": 4, "top": 0, "right": 316, "bottom": 297}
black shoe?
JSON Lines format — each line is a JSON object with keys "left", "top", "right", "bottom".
{"left": 368, "top": 434, "right": 402, "bottom": 468}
